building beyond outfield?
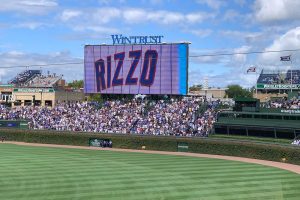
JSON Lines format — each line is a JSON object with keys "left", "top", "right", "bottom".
{"left": 0, "top": 70, "right": 84, "bottom": 107}
{"left": 256, "top": 69, "right": 300, "bottom": 101}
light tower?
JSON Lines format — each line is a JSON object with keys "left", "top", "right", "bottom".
{"left": 203, "top": 77, "right": 209, "bottom": 98}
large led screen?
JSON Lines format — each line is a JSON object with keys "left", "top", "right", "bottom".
{"left": 84, "top": 43, "right": 188, "bottom": 95}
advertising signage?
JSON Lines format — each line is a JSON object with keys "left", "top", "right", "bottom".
{"left": 84, "top": 43, "right": 188, "bottom": 95}
{"left": 257, "top": 84, "right": 300, "bottom": 90}
{"left": 111, "top": 35, "right": 164, "bottom": 45}
{"left": 13, "top": 88, "right": 55, "bottom": 93}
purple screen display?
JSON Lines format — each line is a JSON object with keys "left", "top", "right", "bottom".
{"left": 84, "top": 44, "right": 188, "bottom": 95}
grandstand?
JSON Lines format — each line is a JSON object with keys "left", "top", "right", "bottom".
{"left": 286, "top": 70, "right": 300, "bottom": 84}
{"left": 8, "top": 70, "right": 41, "bottom": 85}
{"left": 256, "top": 69, "right": 300, "bottom": 101}
{"left": 257, "top": 69, "right": 300, "bottom": 85}
{"left": 257, "top": 72, "right": 281, "bottom": 84}
{"left": 25, "top": 74, "right": 63, "bottom": 88}
{"left": 1, "top": 70, "right": 84, "bottom": 107}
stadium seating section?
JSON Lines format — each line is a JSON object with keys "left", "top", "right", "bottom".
{"left": 9, "top": 70, "right": 41, "bottom": 85}
{"left": 26, "top": 75, "right": 62, "bottom": 87}
{"left": 257, "top": 70, "right": 300, "bottom": 84}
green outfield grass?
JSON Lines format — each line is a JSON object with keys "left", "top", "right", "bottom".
{"left": 1, "top": 144, "right": 300, "bottom": 200}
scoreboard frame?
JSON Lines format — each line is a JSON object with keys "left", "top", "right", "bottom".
{"left": 84, "top": 43, "right": 189, "bottom": 95}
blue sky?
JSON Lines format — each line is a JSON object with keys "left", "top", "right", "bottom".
{"left": 1, "top": 0, "right": 300, "bottom": 88}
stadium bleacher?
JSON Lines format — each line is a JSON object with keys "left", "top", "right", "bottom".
{"left": 257, "top": 70, "right": 300, "bottom": 85}
{"left": 26, "top": 74, "right": 62, "bottom": 87}
{"left": 285, "top": 70, "right": 300, "bottom": 84}
{"left": 0, "top": 98, "right": 218, "bottom": 137}
{"left": 257, "top": 73, "right": 281, "bottom": 84}
{"left": 9, "top": 70, "right": 41, "bottom": 85}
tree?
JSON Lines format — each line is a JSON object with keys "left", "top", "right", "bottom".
{"left": 189, "top": 84, "right": 202, "bottom": 91}
{"left": 225, "top": 84, "right": 252, "bottom": 98}
{"left": 68, "top": 80, "right": 84, "bottom": 89}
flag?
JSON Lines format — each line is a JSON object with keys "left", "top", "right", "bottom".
{"left": 280, "top": 55, "right": 291, "bottom": 61}
{"left": 247, "top": 66, "right": 256, "bottom": 73}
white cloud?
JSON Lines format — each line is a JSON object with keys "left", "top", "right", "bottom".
{"left": 186, "top": 12, "right": 214, "bottom": 23}
{"left": 186, "top": 29, "right": 212, "bottom": 37}
{"left": 60, "top": 7, "right": 214, "bottom": 27}
{"left": 122, "top": 9, "right": 192, "bottom": 25}
{"left": 14, "top": 22, "right": 47, "bottom": 29}
{"left": 0, "top": 51, "right": 83, "bottom": 83}
{"left": 0, "top": 0, "right": 57, "bottom": 15}
{"left": 60, "top": 10, "right": 82, "bottom": 22}
{"left": 189, "top": 45, "right": 258, "bottom": 88}
{"left": 196, "top": 0, "right": 225, "bottom": 10}
{"left": 232, "top": 45, "right": 251, "bottom": 64}
{"left": 93, "top": 7, "right": 121, "bottom": 24}
{"left": 254, "top": 0, "right": 300, "bottom": 23}
{"left": 159, "top": 11, "right": 184, "bottom": 24}
{"left": 123, "top": 8, "right": 148, "bottom": 23}
{"left": 72, "top": 25, "right": 119, "bottom": 34}
{"left": 259, "top": 26, "right": 300, "bottom": 67}
{"left": 219, "top": 30, "right": 278, "bottom": 48}
{"left": 98, "top": 0, "right": 126, "bottom": 4}
{"left": 189, "top": 26, "right": 300, "bottom": 87}
{"left": 189, "top": 49, "right": 229, "bottom": 64}
{"left": 98, "top": 0, "right": 111, "bottom": 4}
{"left": 208, "top": 74, "right": 252, "bottom": 87}
{"left": 58, "top": 7, "right": 122, "bottom": 34}
{"left": 223, "top": 10, "right": 240, "bottom": 21}
{"left": 234, "top": 0, "right": 246, "bottom": 7}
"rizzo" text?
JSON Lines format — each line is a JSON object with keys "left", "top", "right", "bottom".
{"left": 95, "top": 50, "right": 158, "bottom": 91}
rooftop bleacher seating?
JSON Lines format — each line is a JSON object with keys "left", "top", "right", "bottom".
{"left": 26, "top": 75, "right": 62, "bottom": 87}
{"left": 285, "top": 70, "right": 300, "bottom": 84}
{"left": 9, "top": 70, "right": 41, "bottom": 85}
{"left": 257, "top": 73, "right": 281, "bottom": 84}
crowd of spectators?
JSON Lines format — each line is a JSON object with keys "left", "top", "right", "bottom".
{"left": 292, "top": 139, "right": 300, "bottom": 146}
{"left": 9, "top": 70, "right": 41, "bottom": 85}
{"left": 26, "top": 75, "right": 61, "bottom": 87}
{"left": 257, "top": 70, "right": 300, "bottom": 85}
{"left": 257, "top": 74, "right": 281, "bottom": 84}
{"left": 0, "top": 98, "right": 218, "bottom": 137}
{"left": 285, "top": 70, "right": 300, "bottom": 84}
{"left": 267, "top": 98, "right": 300, "bottom": 109}
{"left": 134, "top": 99, "right": 215, "bottom": 136}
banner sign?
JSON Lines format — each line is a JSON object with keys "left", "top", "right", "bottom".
{"left": 89, "top": 138, "right": 112, "bottom": 148}
{"left": 0, "top": 121, "right": 18, "bottom": 128}
{"left": 0, "top": 120, "right": 28, "bottom": 129}
{"left": 260, "top": 108, "right": 300, "bottom": 114}
{"left": 0, "top": 84, "right": 14, "bottom": 87}
{"left": 111, "top": 35, "right": 164, "bottom": 45}
{"left": 84, "top": 44, "right": 188, "bottom": 95}
{"left": 257, "top": 84, "right": 300, "bottom": 89}
{"left": 281, "top": 109, "right": 300, "bottom": 114}
{"left": 0, "top": 88, "right": 13, "bottom": 92}
{"left": 177, "top": 142, "right": 189, "bottom": 152}
{"left": 14, "top": 88, "right": 55, "bottom": 93}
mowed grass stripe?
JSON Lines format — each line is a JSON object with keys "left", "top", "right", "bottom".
{"left": 2, "top": 170, "right": 296, "bottom": 196}
{"left": 0, "top": 150, "right": 256, "bottom": 167}
{"left": 0, "top": 163, "right": 292, "bottom": 180}
{"left": 3, "top": 182, "right": 300, "bottom": 200}
{"left": 1, "top": 143, "right": 300, "bottom": 200}
{"left": 0, "top": 143, "right": 267, "bottom": 165}
{"left": 0, "top": 149, "right": 287, "bottom": 174}
{"left": 0, "top": 166, "right": 291, "bottom": 184}
{"left": 2, "top": 173, "right": 300, "bottom": 189}
{"left": 3, "top": 173, "right": 300, "bottom": 194}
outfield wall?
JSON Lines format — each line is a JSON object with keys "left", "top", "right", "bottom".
{"left": 1, "top": 129, "right": 300, "bottom": 165}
